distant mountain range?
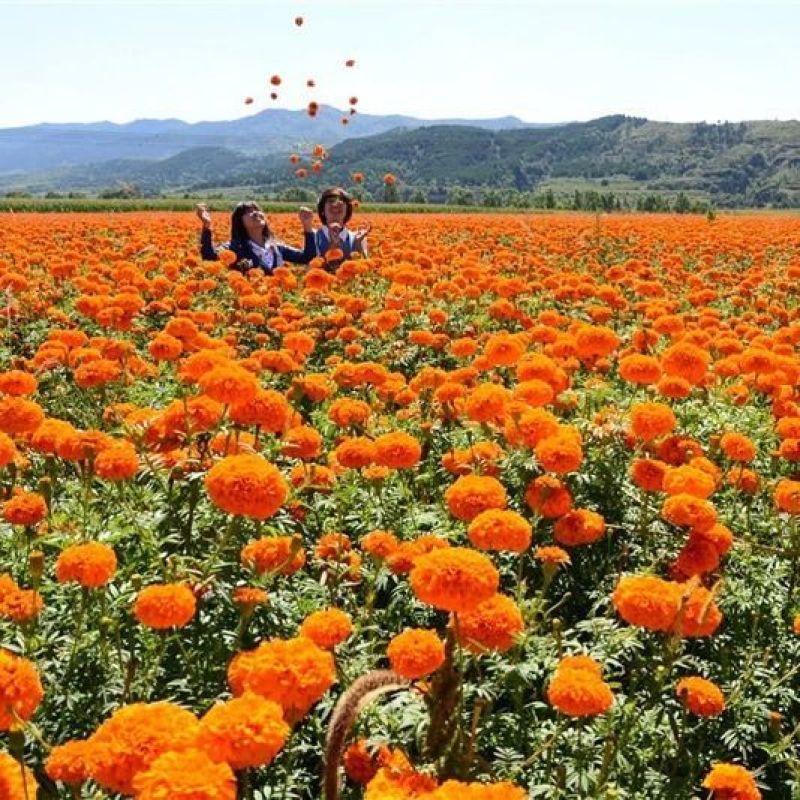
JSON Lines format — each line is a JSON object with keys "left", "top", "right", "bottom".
{"left": 0, "top": 106, "right": 551, "bottom": 174}
{"left": 2, "top": 112, "right": 799, "bottom": 208}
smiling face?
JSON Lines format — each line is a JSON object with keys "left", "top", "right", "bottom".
{"left": 241, "top": 206, "right": 266, "bottom": 239}
{"left": 323, "top": 195, "right": 347, "bottom": 227}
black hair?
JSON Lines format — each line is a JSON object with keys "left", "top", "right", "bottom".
{"left": 317, "top": 187, "right": 353, "bottom": 225}
{"left": 230, "top": 201, "right": 272, "bottom": 243}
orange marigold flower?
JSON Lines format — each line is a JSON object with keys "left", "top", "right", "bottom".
{"left": 719, "top": 432, "right": 756, "bottom": 462}
{"left": 525, "top": 474, "right": 573, "bottom": 518}
{"left": 45, "top": 739, "right": 93, "bottom": 786}
{"left": 148, "top": 332, "right": 184, "bottom": 361}
{"left": 483, "top": 333, "right": 526, "bottom": 367}
{"left": 673, "top": 534, "right": 721, "bottom": 577}
{"left": 2, "top": 490, "right": 47, "bottom": 526}
{"left": 361, "top": 529, "right": 399, "bottom": 560}
{"left": 374, "top": 431, "right": 422, "bottom": 469}
{"left": 241, "top": 536, "right": 306, "bottom": 576}
{"left": 229, "top": 389, "right": 290, "bottom": 433}
{"left": 0, "top": 574, "right": 43, "bottom": 623}
{"left": 343, "top": 739, "right": 391, "bottom": 786}
{"left": 132, "top": 748, "right": 236, "bottom": 800}
{"left": 612, "top": 575, "right": 683, "bottom": 632}
{"left": 702, "top": 763, "right": 762, "bottom": 800}
{"left": 618, "top": 354, "right": 661, "bottom": 385}
{"left": 467, "top": 509, "right": 532, "bottom": 552}
{"left": 410, "top": 546, "right": 499, "bottom": 614}
{"left": 387, "top": 628, "right": 445, "bottom": 679}
{"left": 504, "top": 407, "right": 560, "bottom": 449}
{"left": 534, "top": 545, "right": 571, "bottom": 566}
{"left": 661, "top": 493, "right": 717, "bottom": 532}
{"left": 198, "top": 363, "right": 259, "bottom": 405}
{"left": 335, "top": 436, "right": 377, "bottom": 469}
{"left": 657, "top": 375, "right": 693, "bottom": 399}
{"left": 553, "top": 509, "right": 606, "bottom": 547}
{"left": 513, "top": 379, "right": 554, "bottom": 408}
{"left": 0, "top": 370, "right": 38, "bottom": 396}
{"left": 0, "top": 751, "right": 38, "bottom": 799}
{"left": 464, "top": 383, "right": 511, "bottom": 424}
{"left": 386, "top": 535, "right": 450, "bottom": 575}
{"left": 727, "top": 467, "right": 759, "bottom": 494}
{"left": 0, "top": 649, "right": 44, "bottom": 730}
{"left": 281, "top": 425, "right": 323, "bottom": 460}
{"left": 535, "top": 430, "right": 583, "bottom": 474}
{"left": 454, "top": 593, "right": 524, "bottom": 653}
{"left": 227, "top": 636, "right": 335, "bottom": 720}
{"left": 629, "top": 401, "right": 676, "bottom": 441}
{"left": 676, "top": 584, "right": 723, "bottom": 638}
{"left": 444, "top": 475, "right": 507, "bottom": 521}
{"left": 663, "top": 465, "right": 716, "bottom": 499}
{"left": 133, "top": 583, "right": 196, "bottom": 629}
{"left": 0, "top": 397, "right": 44, "bottom": 435}
{"left": 205, "top": 454, "right": 288, "bottom": 519}
{"left": 232, "top": 586, "right": 269, "bottom": 614}
{"left": 299, "top": 608, "right": 353, "bottom": 649}
{"left": 630, "top": 458, "right": 669, "bottom": 492}
{"left": 676, "top": 676, "right": 725, "bottom": 717}
{"left": 73, "top": 358, "right": 121, "bottom": 389}
{"left": 0, "top": 431, "right": 18, "bottom": 468}
{"left": 575, "top": 325, "right": 620, "bottom": 360}
{"left": 328, "top": 397, "right": 371, "bottom": 429}
{"left": 547, "top": 659, "right": 614, "bottom": 717}
{"left": 661, "top": 341, "right": 711, "bottom": 385}
{"left": 775, "top": 478, "right": 800, "bottom": 513}
{"left": 94, "top": 440, "right": 139, "bottom": 481}
{"left": 55, "top": 542, "right": 117, "bottom": 588}
{"left": 197, "top": 692, "right": 289, "bottom": 770}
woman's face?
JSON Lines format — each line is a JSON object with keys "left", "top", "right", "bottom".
{"left": 324, "top": 195, "right": 347, "bottom": 226}
{"left": 242, "top": 206, "right": 266, "bottom": 238}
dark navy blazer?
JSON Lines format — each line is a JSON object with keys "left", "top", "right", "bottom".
{"left": 200, "top": 229, "right": 317, "bottom": 274}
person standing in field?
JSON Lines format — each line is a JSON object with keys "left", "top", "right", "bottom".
{"left": 305, "top": 187, "right": 371, "bottom": 270}
{"left": 196, "top": 201, "right": 317, "bottom": 274}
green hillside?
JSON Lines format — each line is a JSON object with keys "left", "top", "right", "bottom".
{"left": 4, "top": 116, "right": 799, "bottom": 208}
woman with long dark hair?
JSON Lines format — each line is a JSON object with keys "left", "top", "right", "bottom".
{"left": 196, "top": 201, "right": 317, "bottom": 273}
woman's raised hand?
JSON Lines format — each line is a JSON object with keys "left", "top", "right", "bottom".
{"left": 195, "top": 203, "right": 212, "bottom": 229}
{"left": 354, "top": 221, "right": 372, "bottom": 247}
{"left": 298, "top": 206, "right": 315, "bottom": 232}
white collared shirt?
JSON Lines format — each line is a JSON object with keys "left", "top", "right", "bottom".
{"left": 249, "top": 239, "right": 276, "bottom": 269}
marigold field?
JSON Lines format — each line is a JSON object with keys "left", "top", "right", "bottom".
{"left": 0, "top": 211, "right": 799, "bottom": 800}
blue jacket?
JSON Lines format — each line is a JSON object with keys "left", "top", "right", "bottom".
{"left": 313, "top": 227, "right": 367, "bottom": 270}
{"left": 200, "top": 228, "right": 317, "bottom": 274}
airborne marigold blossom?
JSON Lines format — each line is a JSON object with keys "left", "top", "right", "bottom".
{"left": 410, "top": 546, "right": 499, "bottom": 614}
{"left": 0, "top": 649, "right": 44, "bottom": 730}
{"left": 205, "top": 453, "right": 288, "bottom": 519}
{"left": 133, "top": 583, "right": 196, "bottom": 629}
{"left": 387, "top": 628, "right": 445, "bottom": 679}
{"left": 133, "top": 748, "right": 237, "bottom": 800}
{"left": 55, "top": 542, "right": 117, "bottom": 588}
{"left": 676, "top": 676, "right": 725, "bottom": 717}
{"left": 467, "top": 509, "right": 532, "bottom": 552}
{"left": 454, "top": 593, "right": 524, "bottom": 653}
{"left": 702, "top": 763, "right": 762, "bottom": 800}
{"left": 444, "top": 474, "right": 507, "bottom": 521}
{"left": 197, "top": 692, "right": 289, "bottom": 770}
{"left": 299, "top": 608, "right": 353, "bottom": 649}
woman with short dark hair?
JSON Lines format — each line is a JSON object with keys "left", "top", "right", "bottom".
{"left": 304, "top": 187, "right": 371, "bottom": 270}
{"left": 196, "top": 201, "right": 316, "bottom": 273}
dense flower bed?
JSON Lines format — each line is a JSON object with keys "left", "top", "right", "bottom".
{"left": 0, "top": 211, "right": 799, "bottom": 799}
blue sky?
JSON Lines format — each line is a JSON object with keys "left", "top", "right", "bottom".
{"left": 0, "top": 0, "right": 797, "bottom": 128}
